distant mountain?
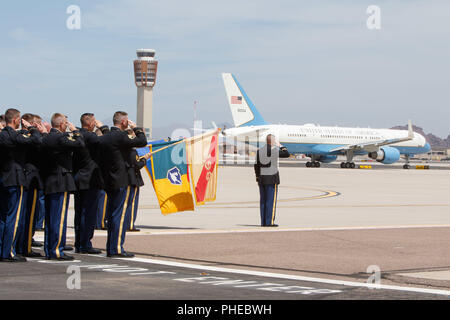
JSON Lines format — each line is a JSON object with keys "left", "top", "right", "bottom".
{"left": 391, "top": 125, "right": 450, "bottom": 148}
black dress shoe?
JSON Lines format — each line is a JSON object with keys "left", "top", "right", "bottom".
{"left": 63, "top": 246, "right": 73, "bottom": 251}
{"left": 268, "top": 224, "right": 279, "bottom": 227}
{"left": 128, "top": 228, "right": 140, "bottom": 232}
{"left": 24, "top": 251, "right": 43, "bottom": 258}
{"left": 1, "top": 256, "right": 27, "bottom": 262}
{"left": 56, "top": 254, "right": 74, "bottom": 261}
{"left": 107, "top": 252, "right": 135, "bottom": 258}
{"left": 80, "top": 248, "right": 102, "bottom": 254}
{"left": 32, "top": 240, "right": 43, "bottom": 247}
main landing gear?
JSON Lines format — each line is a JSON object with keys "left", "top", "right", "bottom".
{"left": 340, "top": 162, "right": 355, "bottom": 169}
{"left": 306, "top": 161, "right": 320, "bottom": 168}
{"left": 340, "top": 150, "right": 355, "bottom": 169}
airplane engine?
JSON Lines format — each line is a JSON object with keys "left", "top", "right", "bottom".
{"left": 317, "top": 155, "right": 337, "bottom": 163}
{"left": 368, "top": 146, "right": 400, "bottom": 164}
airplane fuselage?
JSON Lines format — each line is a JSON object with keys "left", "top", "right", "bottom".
{"left": 224, "top": 124, "right": 430, "bottom": 157}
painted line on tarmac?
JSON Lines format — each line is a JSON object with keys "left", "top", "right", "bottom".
{"left": 197, "top": 203, "right": 450, "bottom": 209}
{"left": 33, "top": 224, "right": 450, "bottom": 239}
{"left": 135, "top": 187, "right": 341, "bottom": 210}
{"left": 115, "top": 256, "right": 450, "bottom": 297}
{"left": 119, "top": 223, "right": 450, "bottom": 236}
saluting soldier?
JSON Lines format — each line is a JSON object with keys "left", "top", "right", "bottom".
{"left": 0, "top": 108, "right": 41, "bottom": 262}
{"left": 72, "top": 113, "right": 109, "bottom": 254}
{"left": 31, "top": 114, "right": 46, "bottom": 237}
{"left": 15, "top": 113, "right": 47, "bottom": 258}
{"left": 41, "top": 113, "right": 85, "bottom": 260}
{"left": 92, "top": 127, "right": 108, "bottom": 231}
{"left": 254, "top": 134, "right": 290, "bottom": 227}
{"left": 99, "top": 111, "right": 147, "bottom": 258}
{"left": 125, "top": 129, "right": 151, "bottom": 232}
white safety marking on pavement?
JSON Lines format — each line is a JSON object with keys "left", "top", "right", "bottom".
{"left": 33, "top": 224, "right": 450, "bottom": 239}
{"left": 116, "top": 256, "right": 450, "bottom": 297}
{"left": 133, "top": 224, "right": 450, "bottom": 236}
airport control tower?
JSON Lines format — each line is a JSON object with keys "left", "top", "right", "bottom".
{"left": 133, "top": 49, "right": 158, "bottom": 139}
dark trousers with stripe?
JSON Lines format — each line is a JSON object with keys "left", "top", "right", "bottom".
{"left": 34, "top": 190, "right": 45, "bottom": 230}
{"left": 258, "top": 183, "right": 278, "bottom": 226}
{"left": 96, "top": 190, "right": 108, "bottom": 229}
{"left": 127, "top": 186, "right": 140, "bottom": 230}
{"left": 74, "top": 189, "right": 101, "bottom": 252}
{"left": 0, "top": 186, "right": 24, "bottom": 259}
{"left": 106, "top": 187, "right": 132, "bottom": 255}
{"left": 15, "top": 189, "right": 39, "bottom": 255}
{"left": 44, "top": 192, "right": 69, "bottom": 258}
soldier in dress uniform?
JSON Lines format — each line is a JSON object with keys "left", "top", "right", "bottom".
{"left": 73, "top": 113, "right": 110, "bottom": 254}
{"left": 254, "top": 134, "right": 290, "bottom": 227}
{"left": 125, "top": 129, "right": 151, "bottom": 232}
{"left": 31, "top": 114, "right": 46, "bottom": 237}
{"left": 41, "top": 113, "right": 85, "bottom": 260}
{"left": 0, "top": 108, "right": 41, "bottom": 262}
{"left": 99, "top": 111, "right": 147, "bottom": 258}
{"left": 14, "top": 113, "right": 47, "bottom": 258}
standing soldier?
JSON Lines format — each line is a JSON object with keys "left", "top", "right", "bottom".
{"left": 73, "top": 113, "right": 109, "bottom": 254}
{"left": 99, "top": 111, "right": 147, "bottom": 258}
{"left": 125, "top": 129, "right": 151, "bottom": 232}
{"left": 0, "top": 108, "right": 41, "bottom": 262}
{"left": 254, "top": 134, "right": 290, "bottom": 227}
{"left": 32, "top": 115, "right": 46, "bottom": 237}
{"left": 15, "top": 113, "right": 47, "bottom": 258}
{"left": 42, "top": 113, "right": 84, "bottom": 260}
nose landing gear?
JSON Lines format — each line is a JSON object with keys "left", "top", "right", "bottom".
{"left": 403, "top": 155, "right": 411, "bottom": 169}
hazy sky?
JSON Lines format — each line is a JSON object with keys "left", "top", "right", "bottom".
{"left": 1, "top": 1, "right": 449, "bottom": 137}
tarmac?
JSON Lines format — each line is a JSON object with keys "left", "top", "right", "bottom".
{"left": 2, "top": 163, "right": 450, "bottom": 300}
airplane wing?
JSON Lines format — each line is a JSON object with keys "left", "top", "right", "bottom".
{"left": 329, "top": 120, "right": 414, "bottom": 153}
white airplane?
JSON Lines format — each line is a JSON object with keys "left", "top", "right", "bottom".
{"left": 221, "top": 73, "right": 431, "bottom": 169}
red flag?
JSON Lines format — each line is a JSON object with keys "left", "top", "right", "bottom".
{"left": 194, "top": 134, "right": 218, "bottom": 203}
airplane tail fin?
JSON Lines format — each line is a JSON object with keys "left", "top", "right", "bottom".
{"left": 221, "top": 73, "right": 268, "bottom": 127}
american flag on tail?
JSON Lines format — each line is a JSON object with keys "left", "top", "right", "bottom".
{"left": 231, "top": 96, "right": 242, "bottom": 104}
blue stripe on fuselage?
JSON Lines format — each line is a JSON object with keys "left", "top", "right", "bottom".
{"left": 281, "top": 142, "right": 431, "bottom": 156}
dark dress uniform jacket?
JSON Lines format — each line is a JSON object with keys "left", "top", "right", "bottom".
{"left": 99, "top": 127, "right": 147, "bottom": 191}
{"left": 254, "top": 145, "right": 290, "bottom": 185}
{"left": 73, "top": 126, "right": 109, "bottom": 190}
{"left": 127, "top": 149, "right": 146, "bottom": 187}
{"left": 0, "top": 126, "right": 42, "bottom": 188}
{"left": 41, "top": 128, "right": 85, "bottom": 194}
{"left": 22, "top": 129, "right": 45, "bottom": 190}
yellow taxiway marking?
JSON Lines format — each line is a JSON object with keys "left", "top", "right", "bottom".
{"left": 203, "top": 203, "right": 450, "bottom": 209}
{"left": 135, "top": 186, "right": 341, "bottom": 209}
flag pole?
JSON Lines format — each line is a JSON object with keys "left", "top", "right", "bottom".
{"left": 141, "top": 129, "right": 221, "bottom": 158}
